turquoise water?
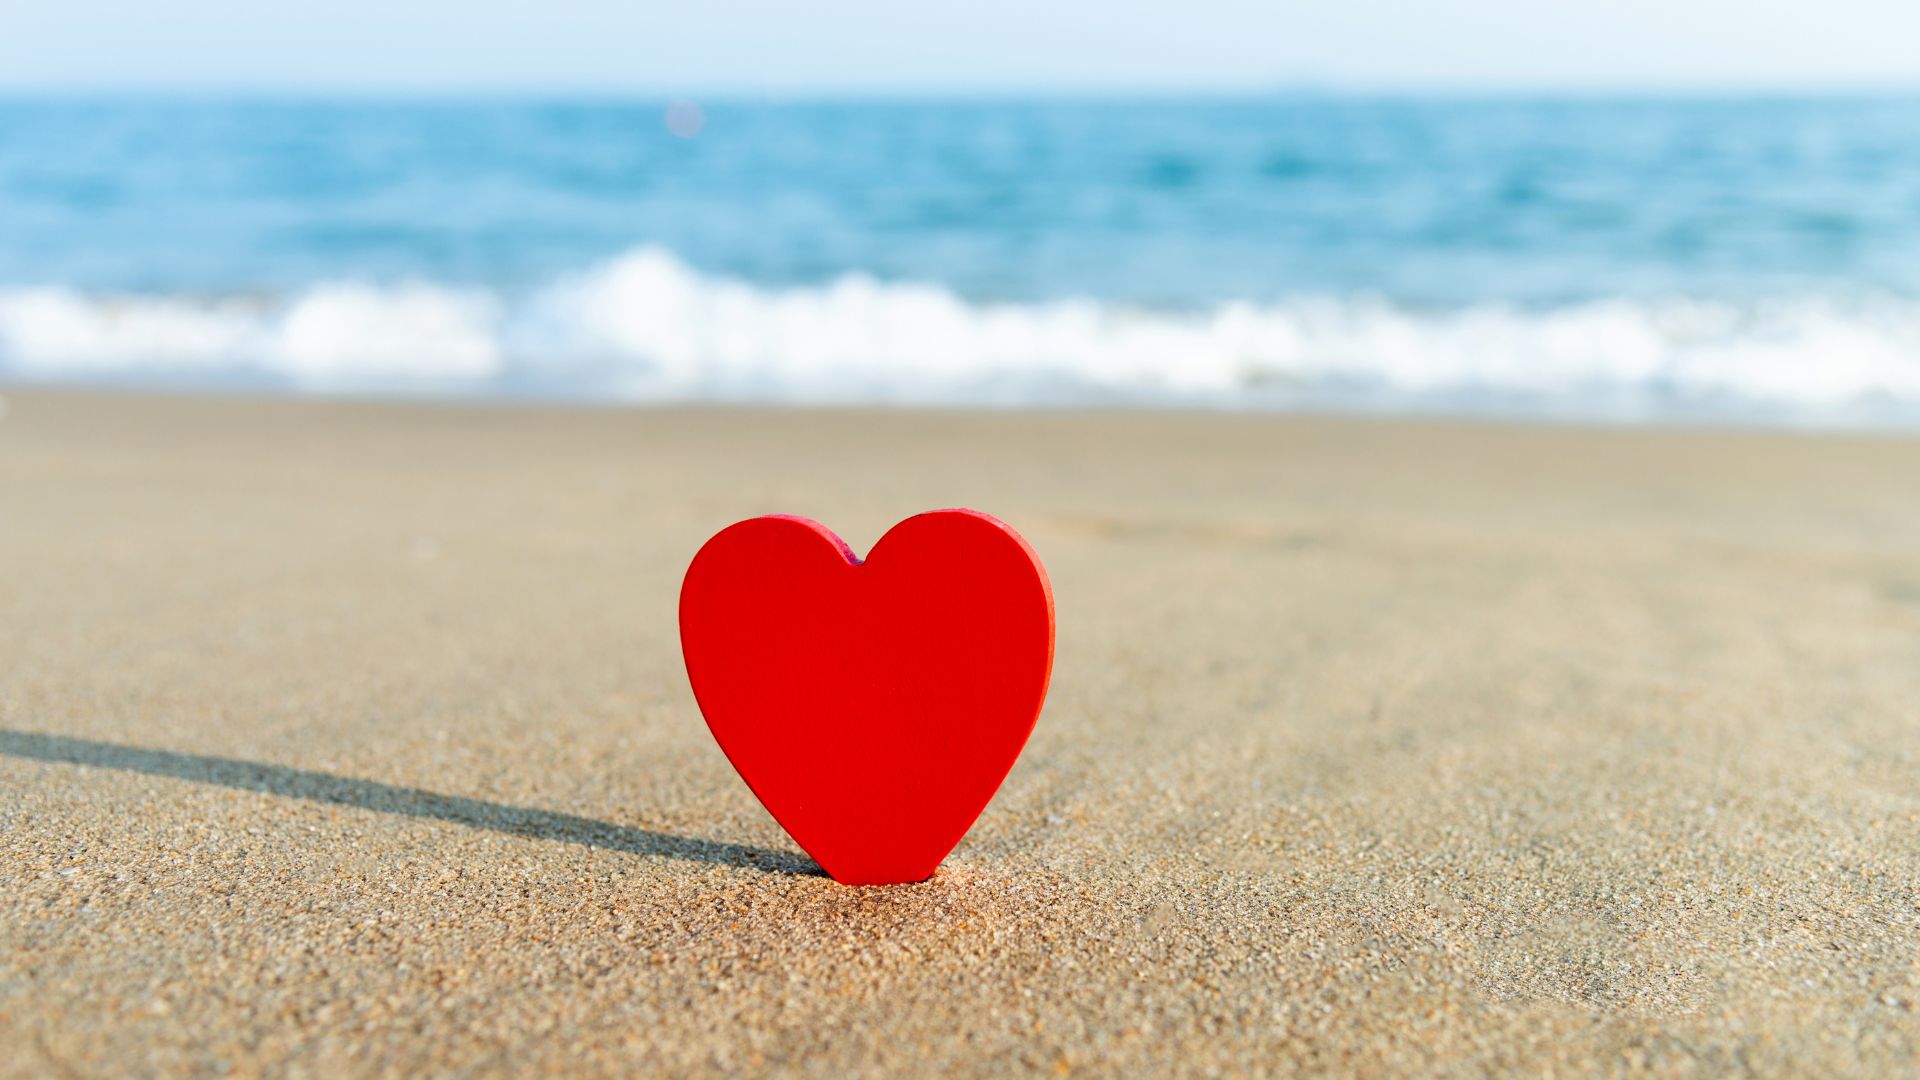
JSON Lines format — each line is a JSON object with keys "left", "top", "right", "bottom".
{"left": 3, "top": 96, "right": 1919, "bottom": 420}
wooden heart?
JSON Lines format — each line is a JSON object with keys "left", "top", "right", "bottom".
{"left": 679, "top": 510, "right": 1054, "bottom": 885}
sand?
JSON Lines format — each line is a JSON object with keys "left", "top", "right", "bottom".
{"left": 2, "top": 389, "right": 1918, "bottom": 1077}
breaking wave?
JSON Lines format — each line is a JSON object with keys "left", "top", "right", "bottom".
{"left": 5, "top": 247, "right": 1920, "bottom": 425}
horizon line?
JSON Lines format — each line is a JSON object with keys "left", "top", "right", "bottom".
{"left": 4, "top": 80, "right": 1920, "bottom": 102}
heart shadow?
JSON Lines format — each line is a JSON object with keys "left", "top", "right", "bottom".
{"left": 0, "top": 728, "right": 820, "bottom": 877}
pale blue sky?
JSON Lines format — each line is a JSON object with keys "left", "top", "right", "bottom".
{"left": 3, "top": 0, "right": 1917, "bottom": 94}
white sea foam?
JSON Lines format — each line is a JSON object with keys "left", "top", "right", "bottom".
{"left": 3, "top": 247, "right": 1920, "bottom": 424}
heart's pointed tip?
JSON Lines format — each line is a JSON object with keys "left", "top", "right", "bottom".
{"left": 821, "top": 864, "right": 943, "bottom": 888}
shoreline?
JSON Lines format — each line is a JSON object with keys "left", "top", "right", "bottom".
{"left": 11, "top": 379, "right": 1920, "bottom": 442}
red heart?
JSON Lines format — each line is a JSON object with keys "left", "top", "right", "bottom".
{"left": 679, "top": 510, "right": 1054, "bottom": 885}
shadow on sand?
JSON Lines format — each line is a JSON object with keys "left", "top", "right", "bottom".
{"left": 0, "top": 728, "right": 818, "bottom": 876}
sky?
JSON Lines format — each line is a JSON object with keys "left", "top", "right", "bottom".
{"left": 2, "top": 0, "right": 1917, "bottom": 94}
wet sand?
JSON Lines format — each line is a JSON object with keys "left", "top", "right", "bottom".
{"left": 3, "top": 389, "right": 1918, "bottom": 1076}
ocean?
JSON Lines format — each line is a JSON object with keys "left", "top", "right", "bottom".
{"left": 3, "top": 95, "right": 1919, "bottom": 424}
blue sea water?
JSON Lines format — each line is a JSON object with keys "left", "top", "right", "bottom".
{"left": 3, "top": 95, "right": 1920, "bottom": 421}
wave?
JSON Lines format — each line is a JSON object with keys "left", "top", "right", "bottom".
{"left": 4, "top": 247, "right": 1920, "bottom": 425}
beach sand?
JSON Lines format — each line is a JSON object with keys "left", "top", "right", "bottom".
{"left": 3, "top": 389, "right": 1918, "bottom": 1077}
